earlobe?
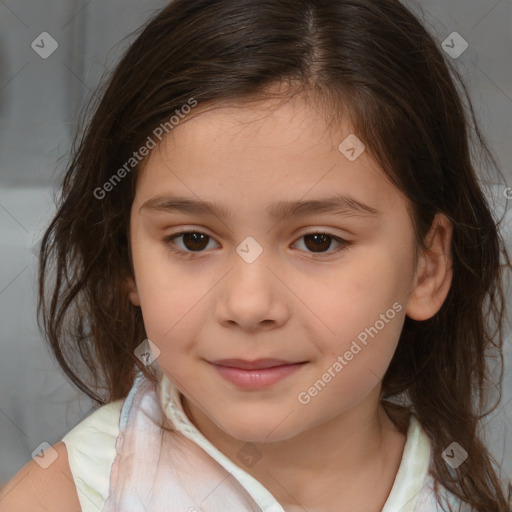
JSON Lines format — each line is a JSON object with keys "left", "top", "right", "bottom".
{"left": 125, "top": 276, "right": 141, "bottom": 307}
{"left": 406, "top": 213, "right": 453, "bottom": 321}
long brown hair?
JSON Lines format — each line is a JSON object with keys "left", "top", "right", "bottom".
{"left": 38, "top": 0, "right": 511, "bottom": 509}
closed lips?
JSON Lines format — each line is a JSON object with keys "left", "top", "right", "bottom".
{"left": 211, "top": 359, "right": 306, "bottom": 370}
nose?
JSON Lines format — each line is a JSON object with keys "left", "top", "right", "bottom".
{"left": 214, "top": 252, "right": 291, "bottom": 332}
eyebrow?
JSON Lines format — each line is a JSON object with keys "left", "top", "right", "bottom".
{"left": 139, "top": 193, "right": 380, "bottom": 221}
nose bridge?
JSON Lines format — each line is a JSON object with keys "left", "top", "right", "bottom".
{"left": 229, "top": 235, "right": 275, "bottom": 299}
{"left": 216, "top": 236, "right": 290, "bottom": 328}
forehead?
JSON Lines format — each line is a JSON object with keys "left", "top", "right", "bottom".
{"left": 149, "top": 94, "right": 342, "bottom": 161}
{"left": 133, "top": 94, "right": 407, "bottom": 221}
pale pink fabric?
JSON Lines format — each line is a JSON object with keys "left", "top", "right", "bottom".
{"left": 102, "top": 370, "right": 265, "bottom": 512}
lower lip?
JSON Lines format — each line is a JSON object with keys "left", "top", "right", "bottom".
{"left": 212, "top": 363, "right": 306, "bottom": 389}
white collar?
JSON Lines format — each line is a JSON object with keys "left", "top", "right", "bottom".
{"left": 159, "top": 373, "right": 432, "bottom": 512}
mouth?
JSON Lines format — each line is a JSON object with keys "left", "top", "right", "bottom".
{"left": 211, "top": 358, "right": 306, "bottom": 370}
{"left": 208, "top": 358, "right": 308, "bottom": 389}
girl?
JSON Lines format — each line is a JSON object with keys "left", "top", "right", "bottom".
{"left": 1, "top": 0, "right": 511, "bottom": 511}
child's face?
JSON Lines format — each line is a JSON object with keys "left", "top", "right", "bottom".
{"left": 128, "top": 94, "right": 421, "bottom": 443}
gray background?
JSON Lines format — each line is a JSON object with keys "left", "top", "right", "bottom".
{"left": 0, "top": 0, "right": 511, "bottom": 491}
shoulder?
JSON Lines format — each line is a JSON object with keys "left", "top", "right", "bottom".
{"left": 62, "top": 399, "right": 123, "bottom": 453}
{"left": 0, "top": 442, "right": 80, "bottom": 512}
{"left": 62, "top": 399, "right": 124, "bottom": 511}
{"left": 0, "top": 400, "right": 124, "bottom": 512}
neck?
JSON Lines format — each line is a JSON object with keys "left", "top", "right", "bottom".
{"left": 181, "top": 387, "right": 407, "bottom": 511}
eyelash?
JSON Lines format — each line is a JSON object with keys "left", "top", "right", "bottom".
{"left": 162, "top": 230, "right": 351, "bottom": 260}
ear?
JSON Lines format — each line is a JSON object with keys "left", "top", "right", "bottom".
{"left": 406, "top": 213, "right": 453, "bottom": 321}
{"left": 124, "top": 275, "right": 141, "bottom": 307}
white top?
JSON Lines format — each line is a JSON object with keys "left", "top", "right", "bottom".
{"left": 62, "top": 372, "right": 460, "bottom": 511}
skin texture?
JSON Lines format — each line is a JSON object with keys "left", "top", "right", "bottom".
{"left": 125, "top": 92, "right": 453, "bottom": 511}
{"left": 0, "top": 442, "right": 81, "bottom": 512}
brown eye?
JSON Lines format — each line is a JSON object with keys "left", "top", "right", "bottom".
{"left": 180, "top": 232, "right": 210, "bottom": 251}
{"left": 293, "top": 232, "right": 348, "bottom": 257}
{"left": 164, "top": 231, "right": 214, "bottom": 253}
{"left": 302, "top": 233, "right": 334, "bottom": 253}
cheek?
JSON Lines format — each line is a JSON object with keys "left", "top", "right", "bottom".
{"left": 311, "top": 245, "right": 413, "bottom": 343}
{"left": 131, "top": 237, "right": 207, "bottom": 350}
{"left": 298, "top": 299, "right": 405, "bottom": 418}
{"left": 297, "top": 247, "right": 413, "bottom": 405}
